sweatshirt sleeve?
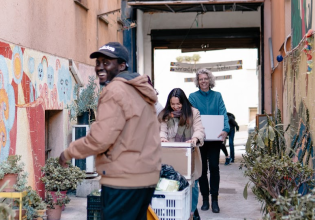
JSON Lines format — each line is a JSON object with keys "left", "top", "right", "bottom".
{"left": 63, "top": 94, "right": 126, "bottom": 160}
{"left": 191, "top": 109, "right": 205, "bottom": 146}
{"left": 188, "top": 94, "right": 197, "bottom": 108}
{"left": 218, "top": 93, "right": 230, "bottom": 133}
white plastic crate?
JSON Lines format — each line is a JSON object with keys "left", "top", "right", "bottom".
{"left": 151, "top": 186, "right": 191, "bottom": 220}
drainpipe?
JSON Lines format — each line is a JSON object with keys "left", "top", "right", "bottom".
{"left": 261, "top": 3, "right": 265, "bottom": 114}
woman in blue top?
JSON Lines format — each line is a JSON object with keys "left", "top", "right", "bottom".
{"left": 189, "top": 68, "right": 230, "bottom": 214}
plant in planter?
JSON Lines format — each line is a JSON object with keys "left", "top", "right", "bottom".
{"left": 68, "top": 76, "right": 99, "bottom": 124}
{"left": 241, "top": 110, "right": 315, "bottom": 218}
{"left": 40, "top": 157, "right": 86, "bottom": 192}
{"left": 20, "top": 186, "right": 47, "bottom": 220}
{"left": 41, "top": 157, "right": 85, "bottom": 217}
{"left": 45, "top": 191, "right": 70, "bottom": 220}
{"left": 0, "top": 155, "right": 28, "bottom": 192}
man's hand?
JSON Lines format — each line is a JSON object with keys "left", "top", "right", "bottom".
{"left": 161, "top": 138, "right": 169, "bottom": 142}
{"left": 59, "top": 152, "right": 69, "bottom": 168}
{"left": 186, "top": 137, "right": 198, "bottom": 147}
{"left": 218, "top": 131, "right": 228, "bottom": 142}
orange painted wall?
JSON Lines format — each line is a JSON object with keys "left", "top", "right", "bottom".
{"left": 0, "top": 0, "right": 123, "bottom": 67}
{"left": 271, "top": 0, "right": 285, "bottom": 115}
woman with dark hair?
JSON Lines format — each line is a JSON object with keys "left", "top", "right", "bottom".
{"left": 189, "top": 68, "right": 230, "bottom": 214}
{"left": 158, "top": 88, "right": 205, "bottom": 220}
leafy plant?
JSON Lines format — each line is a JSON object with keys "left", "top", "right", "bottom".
{"left": 40, "top": 157, "right": 86, "bottom": 192}
{"left": 263, "top": 189, "right": 315, "bottom": 220}
{"left": 0, "top": 155, "right": 28, "bottom": 191}
{"left": 241, "top": 110, "right": 315, "bottom": 216}
{"left": 0, "top": 181, "right": 15, "bottom": 219}
{"left": 0, "top": 203, "right": 15, "bottom": 220}
{"left": 68, "top": 76, "right": 99, "bottom": 122}
{"left": 45, "top": 191, "right": 70, "bottom": 209}
{"left": 0, "top": 155, "right": 24, "bottom": 179}
{"left": 13, "top": 186, "right": 46, "bottom": 219}
{"left": 25, "top": 187, "right": 46, "bottom": 210}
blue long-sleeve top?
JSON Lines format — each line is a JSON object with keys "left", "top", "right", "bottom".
{"left": 189, "top": 89, "right": 230, "bottom": 133}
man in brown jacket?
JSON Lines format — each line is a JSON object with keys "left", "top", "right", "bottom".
{"left": 59, "top": 42, "right": 161, "bottom": 220}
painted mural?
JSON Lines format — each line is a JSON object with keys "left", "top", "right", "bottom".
{"left": 291, "top": 0, "right": 313, "bottom": 48}
{"left": 283, "top": 34, "right": 315, "bottom": 169}
{"left": 0, "top": 41, "right": 74, "bottom": 195}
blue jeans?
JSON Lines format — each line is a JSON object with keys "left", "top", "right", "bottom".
{"left": 191, "top": 180, "right": 199, "bottom": 212}
{"left": 229, "top": 127, "right": 235, "bottom": 161}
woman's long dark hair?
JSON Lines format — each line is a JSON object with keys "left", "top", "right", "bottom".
{"left": 158, "top": 88, "right": 193, "bottom": 127}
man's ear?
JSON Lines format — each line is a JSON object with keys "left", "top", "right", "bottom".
{"left": 118, "top": 63, "right": 126, "bottom": 71}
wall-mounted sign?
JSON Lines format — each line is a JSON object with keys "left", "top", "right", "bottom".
{"left": 170, "top": 60, "right": 242, "bottom": 73}
{"left": 171, "top": 66, "right": 242, "bottom": 73}
{"left": 184, "top": 75, "right": 232, "bottom": 82}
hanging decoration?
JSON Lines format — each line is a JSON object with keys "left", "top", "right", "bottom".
{"left": 276, "top": 55, "right": 283, "bottom": 62}
{"left": 303, "top": 29, "right": 313, "bottom": 74}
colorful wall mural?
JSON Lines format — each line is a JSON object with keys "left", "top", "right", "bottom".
{"left": 0, "top": 41, "right": 75, "bottom": 196}
{"left": 283, "top": 34, "right": 315, "bottom": 169}
{"left": 291, "top": 0, "right": 313, "bottom": 48}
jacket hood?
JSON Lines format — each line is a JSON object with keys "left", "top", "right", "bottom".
{"left": 113, "top": 71, "right": 157, "bottom": 105}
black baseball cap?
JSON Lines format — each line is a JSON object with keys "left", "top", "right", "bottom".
{"left": 90, "top": 42, "right": 129, "bottom": 66}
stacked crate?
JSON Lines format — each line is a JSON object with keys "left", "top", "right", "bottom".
{"left": 87, "top": 195, "right": 101, "bottom": 220}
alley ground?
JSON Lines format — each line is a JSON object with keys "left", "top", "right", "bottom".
{"left": 61, "top": 131, "right": 263, "bottom": 220}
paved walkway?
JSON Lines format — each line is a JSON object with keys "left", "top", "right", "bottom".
{"left": 198, "top": 145, "right": 261, "bottom": 220}
{"left": 61, "top": 131, "right": 263, "bottom": 220}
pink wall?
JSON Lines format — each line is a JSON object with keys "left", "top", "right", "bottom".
{"left": 271, "top": 0, "right": 285, "bottom": 115}
{"left": 0, "top": 0, "right": 123, "bottom": 66}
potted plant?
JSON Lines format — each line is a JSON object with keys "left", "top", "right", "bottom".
{"left": 45, "top": 191, "right": 70, "bottom": 220}
{"left": 0, "top": 155, "right": 28, "bottom": 192}
{"left": 20, "top": 186, "right": 47, "bottom": 220}
{"left": 241, "top": 111, "right": 315, "bottom": 219}
{"left": 68, "top": 76, "right": 99, "bottom": 125}
{"left": 40, "top": 157, "right": 86, "bottom": 214}
{"left": 41, "top": 157, "right": 86, "bottom": 192}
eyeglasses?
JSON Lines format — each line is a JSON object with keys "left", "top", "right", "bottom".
{"left": 198, "top": 78, "right": 209, "bottom": 82}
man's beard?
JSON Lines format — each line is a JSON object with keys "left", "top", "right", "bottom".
{"left": 100, "top": 80, "right": 110, "bottom": 86}
{"left": 99, "top": 69, "right": 120, "bottom": 86}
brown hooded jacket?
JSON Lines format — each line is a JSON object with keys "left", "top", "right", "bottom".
{"left": 64, "top": 72, "right": 161, "bottom": 188}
